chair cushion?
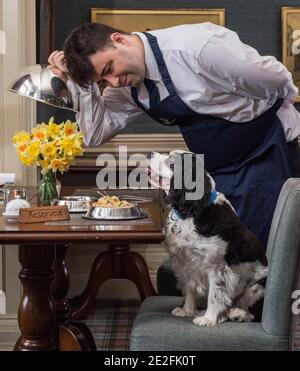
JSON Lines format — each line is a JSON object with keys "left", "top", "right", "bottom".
{"left": 130, "top": 296, "right": 289, "bottom": 351}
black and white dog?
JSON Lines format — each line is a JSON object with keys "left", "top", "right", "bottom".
{"left": 147, "top": 150, "right": 268, "bottom": 327}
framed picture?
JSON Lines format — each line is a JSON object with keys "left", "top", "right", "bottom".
{"left": 37, "top": 0, "right": 56, "bottom": 64}
{"left": 282, "top": 7, "right": 300, "bottom": 103}
{"left": 91, "top": 9, "right": 225, "bottom": 32}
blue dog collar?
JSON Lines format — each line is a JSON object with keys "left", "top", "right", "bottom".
{"left": 209, "top": 191, "right": 218, "bottom": 205}
{"left": 171, "top": 191, "right": 218, "bottom": 221}
{"left": 171, "top": 209, "right": 185, "bottom": 221}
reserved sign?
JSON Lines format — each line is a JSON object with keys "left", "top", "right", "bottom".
{"left": 18, "top": 205, "right": 70, "bottom": 224}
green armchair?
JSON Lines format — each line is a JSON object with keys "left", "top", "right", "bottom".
{"left": 130, "top": 179, "right": 300, "bottom": 351}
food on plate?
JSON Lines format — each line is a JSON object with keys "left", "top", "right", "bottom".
{"left": 91, "top": 195, "right": 133, "bottom": 208}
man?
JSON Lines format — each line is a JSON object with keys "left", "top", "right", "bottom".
{"left": 48, "top": 22, "right": 300, "bottom": 248}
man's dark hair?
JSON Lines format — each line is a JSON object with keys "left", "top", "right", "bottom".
{"left": 63, "top": 23, "right": 127, "bottom": 88}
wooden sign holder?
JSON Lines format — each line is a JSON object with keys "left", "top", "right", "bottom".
{"left": 18, "top": 205, "right": 70, "bottom": 224}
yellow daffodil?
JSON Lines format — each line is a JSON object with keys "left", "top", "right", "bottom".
{"left": 72, "top": 147, "right": 84, "bottom": 157}
{"left": 61, "top": 138, "right": 76, "bottom": 156}
{"left": 49, "top": 158, "right": 70, "bottom": 173}
{"left": 48, "top": 117, "right": 56, "bottom": 125}
{"left": 27, "top": 141, "right": 40, "bottom": 158}
{"left": 42, "top": 143, "right": 57, "bottom": 159}
{"left": 47, "top": 123, "right": 62, "bottom": 138}
{"left": 63, "top": 120, "right": 79, "bottom": 137}
{"left": 19, "top": 155, "right": 37, "bottom": 167}
{"left": 32, "top": 124, "right": 48, "bottom": 141}
{"left": 13, "top": 118, "right": 84, "bottom": 174}
{"left": 12, "top": 131, "right": 31, "bottom": 145}
{"left": 52, "top": 139, "right": 62, "bottom": 148}
{"left": 17, "top": 143, "right": 29, "bottom": 156}
{"left": 39, "top": 159, "right": 51, "bottom": 174}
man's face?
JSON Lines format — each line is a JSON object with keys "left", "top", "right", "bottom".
{"left": 89, "top": 33, "right": 146, "bottom": 88}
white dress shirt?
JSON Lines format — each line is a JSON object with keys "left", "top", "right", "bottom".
{"left": 67, "top": 23, "right": 300, "bottom": 147}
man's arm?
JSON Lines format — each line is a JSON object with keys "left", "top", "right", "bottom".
{"left": 198, "top": 28, "right": 298, "bottom": 102}
{"left": 48, "top": 50, "right": 143, "bottom": 147}
{"left": 67, "top": 80, "right": 143, "bottom": 147}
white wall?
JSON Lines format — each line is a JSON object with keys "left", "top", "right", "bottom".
{"left": 0, "top": 0, "right": 4, "bottom": 174}
{"left": 1, "top": 0, "right": 36, "bottom": 185}
{"left": 0, "top": 0, "right": 36, "bottom": 350}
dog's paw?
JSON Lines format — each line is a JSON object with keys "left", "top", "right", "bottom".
{"left": 217, "top": 313, "right": 228, "bottom": 324}
{"left": 193, "top": 316, "right": 217, "bottom": 327}
{"left": 172, "top": 307, "right": 186, "bottom": 317}
{"left": 172, "top": 307, "right": 195, "bottom": 317}
{"left": 228, "top": 308, "right": 255, "bottom": 322}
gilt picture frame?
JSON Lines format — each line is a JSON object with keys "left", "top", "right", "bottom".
{"left": 282, "top": 7, "right": 300, "bottom": 103}
{"left": 91, "top": 9, "right": 225, "bottom": 32}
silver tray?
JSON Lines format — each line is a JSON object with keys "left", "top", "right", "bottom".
{"left": 82, "top": 205, "right": 147, "bottom": 220}
{"left": 53, "top": 196, "right": 97, "bottom": 213}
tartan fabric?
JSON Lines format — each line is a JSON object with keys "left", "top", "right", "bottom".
{"left": 83, "top": 299, "right": 141, "bottom": 351}
{"left": 294, "top": 317, "right": 300, "bottom": 351}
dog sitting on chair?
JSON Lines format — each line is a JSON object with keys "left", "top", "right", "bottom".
{"left": 147, "top": 150, "right": 268, "bottom": 327}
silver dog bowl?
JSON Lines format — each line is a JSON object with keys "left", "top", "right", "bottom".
{"left": 82, "top": 205, "right": 147, "bottom": 220}
{"left": 53, "top": 196, "right": 97, "bottom": 213}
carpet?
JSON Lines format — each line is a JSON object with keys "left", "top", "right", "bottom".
{"left": 295, "top": 318, "right": 300, "bottom": 351}
{"left": 83, "top": 299, "right": 141, "bottom": 351}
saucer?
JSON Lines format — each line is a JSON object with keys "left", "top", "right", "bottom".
{"left": 2, "top": 212, "right": 19, "bottom": 220}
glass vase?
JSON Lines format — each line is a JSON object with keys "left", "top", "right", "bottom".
{"left": 38, "top": 171, "right": 58, "bottom": 206}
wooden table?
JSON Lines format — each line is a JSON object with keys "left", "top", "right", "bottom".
{"left": 0, "top": 188, "right": 164, "bottom": 351}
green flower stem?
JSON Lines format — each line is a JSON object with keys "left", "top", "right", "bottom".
{"left": 38, "top": 171, "right": 58, "bottom": 206}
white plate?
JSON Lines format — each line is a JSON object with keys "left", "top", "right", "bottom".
{"left": 2, "top": 212, "right": 19, "bottom": 220}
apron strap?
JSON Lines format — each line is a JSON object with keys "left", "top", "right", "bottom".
{"left": 144, "top": 78, "right": 161, "bottom": 107}
{"left": 143, "top": 32, "right": 175, "bottom": 96}
{"left": 131, "top": 32, "right": 177, "bottom": 110}
{"left": 131, "top": 87, "right": 146, "bottom": 110}
{"left": 131, "top": 78, "right": 161, "bottom": 109}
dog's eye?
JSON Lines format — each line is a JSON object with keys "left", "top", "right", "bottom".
{"left": 168, "top": 154, "right": 181, "bottom": 169}
{"left": 167, "top": 157, "right": 175, "bottom": 169}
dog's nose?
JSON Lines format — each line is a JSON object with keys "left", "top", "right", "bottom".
{"left": 147, "top": 152, "right": 155, "bottom": 160}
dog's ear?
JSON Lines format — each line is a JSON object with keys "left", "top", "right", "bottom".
{"left": 203, "top": 171, "right": 213, "bottom": 203}
{"left": 167, "top": 179, "right": 193, "bottom": 217}
{"left": 166, "top": 154, "right": 212, "bottom": 217}
{"left": 166, "top": 153, "right": 194, "bottom": 216}
{"left": 190, "top": 171, "right": 213, "bottom": 217}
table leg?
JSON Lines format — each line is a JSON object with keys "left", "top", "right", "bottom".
{"left": 51, "top": 244, "right": 96, "bottom": 351}
{"left": 15, "top": 244, "right": 56, "bottom": 351}
{"left": 51, "top": 244, "right": 71, "bottom": 323}
{"left": 70, "top": 244, "right": 156, "bottom": 320}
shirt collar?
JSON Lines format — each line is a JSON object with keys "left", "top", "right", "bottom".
{"left": 132, "top": 32, "right": 161, "bottom": 82}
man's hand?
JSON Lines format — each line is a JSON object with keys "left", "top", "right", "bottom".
{"left": 48, "top": 50, "right": 69, "bottom": 83}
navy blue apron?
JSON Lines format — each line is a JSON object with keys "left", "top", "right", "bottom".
{"left": 131, "top": 32, "right": 292, "bottom": 249}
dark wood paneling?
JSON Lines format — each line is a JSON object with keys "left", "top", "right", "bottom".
{"left": 38, "top": 0, "right": 55, "bottom": 64}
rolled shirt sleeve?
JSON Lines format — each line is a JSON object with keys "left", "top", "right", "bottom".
{"left": 66, "top": 80, "right": 143, "bottom": 147}
{"left": 198, "top": 27, "right": 299, "bottom": 102}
